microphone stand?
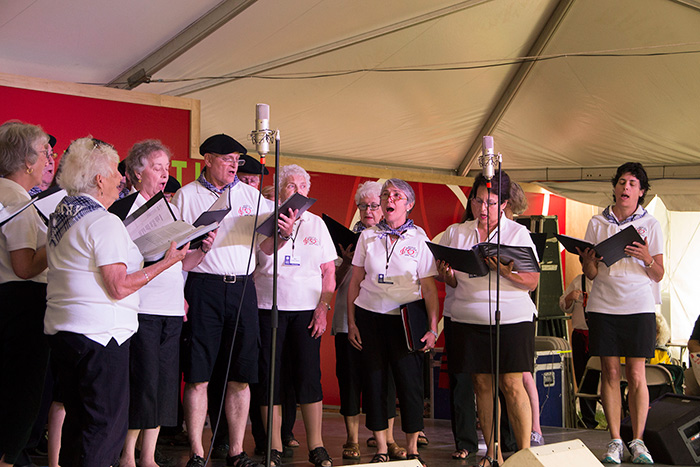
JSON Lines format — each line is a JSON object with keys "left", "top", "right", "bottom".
{"left": 264, "top": 131, "right": 281, "bottom": 467}
{"left": 487, "top": 160, "right": 503, "bottom": 467}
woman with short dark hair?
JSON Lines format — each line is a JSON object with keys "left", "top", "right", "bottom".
{"left": 580, "top": 161, "right": 663, "bottom": 464}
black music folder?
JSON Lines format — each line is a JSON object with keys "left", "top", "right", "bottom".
{"left": 256, "top": 193, "right": 316, "bottom": 237}
{"left": 426, "top": 241, "right": 540, "bottom": 277}
{"left": 555, "top": 224, "right": 643, "bottom": 267}
{"left": 400, "top": 299, "right": 428, "bottom": 352}
{"left": 322, "top": 214, "right": 360, "bottom": 257}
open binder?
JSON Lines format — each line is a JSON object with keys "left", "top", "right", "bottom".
{"left": 0, "top": 185, "right": 66, "bottom": 227}
{"left": 426, "top": 241, "right": 540, "bottom": 277}
{"left": 321, "top": 214, "right": 360, "bottom": 257}
{"left": 555, "top": 224, "right": 644, "bottom": 267}
{"left": 124, "top": 190, "right": 229, "bottom": 262}
{"left": 255, "top": 193, "right": 316, "bottom": 237}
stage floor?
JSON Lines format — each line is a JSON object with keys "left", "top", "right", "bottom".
{"left": 146, "top": 411, "right": 686, "bottom": 467}
{"left": 25, "top": 410, "right": 690, "bottom": 466}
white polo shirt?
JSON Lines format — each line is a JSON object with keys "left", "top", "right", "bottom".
{"left": 45, "top": 206, "right": 141, "bottom": 345}
{"left": 584, "top": 206, "right": 663, "bottom": 315}
{"left": 352, "top": 225, "right": 437, "bottom": 315}
{"left": 127, "top": 193, "right": 185, "bottom": 317}
{"left": 0, "top": 178, "right": 47, "bottom": 284}
{"left": 439, "top": 218, "right": 538, "bottom": 325}
{"left": 254, "top": 211, "right": 337, "bottom": 310}
{"left": 171, "top": 180, "right": 273, "bottom": 276}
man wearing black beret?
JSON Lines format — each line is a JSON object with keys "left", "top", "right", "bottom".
{"left": 236, "top": 154, "right": 269, "bottom": 190}
{"left": 171, "top": 134, "right": 296, "bottom": 467}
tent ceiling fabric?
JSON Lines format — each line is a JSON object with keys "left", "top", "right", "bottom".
{"left": 2, "top": 0, "right": 700, "bottom": 208}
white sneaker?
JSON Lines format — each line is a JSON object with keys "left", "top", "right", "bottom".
{"left": 603, "top": 439, "right": 624, "bottom": 464}
{"left": 628, "top": 439, "right": 654, "bottom": 464}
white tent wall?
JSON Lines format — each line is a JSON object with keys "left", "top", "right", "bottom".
{"left": 647, "top": 198, "right": 700, "bottom": 347}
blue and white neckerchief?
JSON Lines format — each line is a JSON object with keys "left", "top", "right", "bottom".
{"left": 197, "top": 170, "right": 238, "bottom": 195}
{"left": 352, "top": 220, "right": 367, "bottom": 233}
{"left": 48, "top": 195, "right": 104, "bottom": 246}
{"left": 602, "top": 204, "right": 647, "bottom": 226}
{"left": 375, "top": 218, "right": 415, "bottom": 239}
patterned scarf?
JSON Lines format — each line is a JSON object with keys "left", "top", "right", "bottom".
{"left": 48, "top": 195, "right": 104, "bottom": 246}
{"left": 602, "top": 204, "right": 647, "bottom": 226}
{"left": 375, "top": 218, "right": 415, "bottom": 239}
{"left": 352, "top": 220, "right": 367, "bottom": 233}
{"left": 197, "top": 170, "right": 238, "bottom": 194}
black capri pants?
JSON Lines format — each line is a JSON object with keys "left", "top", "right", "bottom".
{"left": 258, "top": 309, "right": 323, "bottom": 405}
{"left": 355, "top": 306, "right": 424, "bottom": 434}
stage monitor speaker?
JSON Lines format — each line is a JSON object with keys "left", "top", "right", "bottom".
{"left": 502, "top": 439, "right": 602, "bottom": 466}
{"left": 353, "top": 460, "right": 421, "bottom": 467}
{"left": 621, "top": 393, "right": 700, "bottom": 465}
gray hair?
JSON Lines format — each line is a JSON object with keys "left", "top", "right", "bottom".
{"left": 58, "top": 137, "right": 119, "bottom": 196}
{"left": 382, "top": 178, "right": 415, "bottom": 207}
{"left": 354, "top": 181, "right": 382, "bottom": 204}
{"left": 0, "top": 121, "right": 48, "bottom": 177}
{"left": 125, "top": 139, "right": 172, "bottom": 184}
{"left": 278, "top": 164, "right": 311, "bottom": 191}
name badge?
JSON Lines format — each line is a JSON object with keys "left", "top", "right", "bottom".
{"left": 284, "top": 255, "right": 301, "bottom": 266}
{"left": 378, "top": 274, "right": 394, "bottom": 284}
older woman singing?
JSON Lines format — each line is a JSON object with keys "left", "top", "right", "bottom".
{"left": 44, "top": 137, "right": 188, "bottom": 467}
{"left": 347, "top": 178, "right": 439, "bottom": 467}
{"left": 0, "top": 121, "right": 50, "bottom": 467}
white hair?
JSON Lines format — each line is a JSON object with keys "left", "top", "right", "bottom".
{"left": 278, "top": 164, "right": 310, "bottom": 191}
{"left": 354, "top": 181, "right": 382, "bottom": 204}
{"left": 58, "top": 137, "right": 119, "bottom": 196}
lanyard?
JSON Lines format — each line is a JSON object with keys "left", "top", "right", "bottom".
{"left": 384, "top": 234, "right": 401, "bottom": 273}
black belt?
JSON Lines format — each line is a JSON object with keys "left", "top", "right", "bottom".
{"left": 189, "top": 272, "right": 250, "bottom": 283}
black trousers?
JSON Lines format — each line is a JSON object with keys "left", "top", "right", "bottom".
{"left": 572, "top": 329, "right": 598, "bottom": 428}
{"left": 355, "top": 307, "right": 424, "bottom": 433}
{"left": 443, "top": 317, "right": 478, "bottom": 452}
{"left": 49, "top": 332, "right": 130, "bottom": 467}
{"left": 0, "top": 281, "right": 49, "bottom": 464}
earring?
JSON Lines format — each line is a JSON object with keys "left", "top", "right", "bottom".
{"left": 99, "top": 189, "right": 104, "bottom": 197}
{"left": 26, "top": 167, "right": 33, "bottom": 174}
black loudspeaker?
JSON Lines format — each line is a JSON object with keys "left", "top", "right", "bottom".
{"left": 621, "top": 393, "right": 700, "bottom": 465}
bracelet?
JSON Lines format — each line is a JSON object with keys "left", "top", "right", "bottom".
{"left": 199, "top": 244, "right": 210, "bottom": 253}
{"left": 319, "top": 300, "right": 331, "bottom": 311}
{"left": 143, "top": 270, "right": 150, "bottom": 283}
{"left": 278, "top": 229, "right": 292, "bottom": 241}
{"left": 645, "top": 258, "right": 655, "bottom": 269}
{"left": 429, "top": 329, "right": 439, "bottom": 339}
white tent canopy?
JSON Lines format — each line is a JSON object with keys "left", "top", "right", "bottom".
{"left": 3, "top": 0, "right": 700, "bottom": 209}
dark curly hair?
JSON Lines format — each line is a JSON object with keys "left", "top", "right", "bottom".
{"left": 612, "top": 162, "right": 650, "bottom": 205}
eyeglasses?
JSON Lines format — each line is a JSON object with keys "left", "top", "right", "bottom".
{"left": 213, "top": 154, "right": 245, "bottom": 166}
{"left": 471, "top": 197, "right": 499, "bottom": 207}
{"left": 36, "top": 149, "right": 51, "bottom": 159}
{"left": 358, "top": 203, "right": 381, "bottom": 211}
{"left": 380, "top": 192, "right": 406, "bottom": 202}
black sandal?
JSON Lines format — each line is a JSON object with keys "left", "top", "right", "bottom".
{"left": 226, "top": 451, "right": 259, "bottom": 467}
{"left": 408, "top": 453, "right": 427, "bottom": 467}
{"left": 370, "top": 453, "right": 389, "bottom": 463}
{"left": 262, "top": 449, "right": 282, "bottom": 467}
{"left": 308, "top": 446, "right": 332, "bottom": 467}
{"left": 474, "top": 455, "right": 494, "bottom": 467}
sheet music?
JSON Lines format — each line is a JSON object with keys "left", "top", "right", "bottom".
{"left": 133, "top": 221, "right": 213, "bottom": 261}
{"left": 125, "top": 196, "right": 175, "bottom": 239}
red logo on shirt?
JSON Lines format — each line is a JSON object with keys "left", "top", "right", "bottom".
{"left": 237, "top": 205, "right": 253, "bottom": 216}
{"left": 400, "top": 246, "right": 417, "bottom": 257}
{"left": 636, "top": 226, "right": 647, "bottom": 238}
{"left": 303, "top": 236, "right": 319, "bottom": 245}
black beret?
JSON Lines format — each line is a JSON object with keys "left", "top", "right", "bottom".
{"left": 164, "top": 175, "right": 181, "bottom": 193}
{"left": 117, "top": 160, "right": 126, "bottom": 176}
{"left": 238, "top": 154, "right": 269, "bottom": 175}
{"left": 48, "top": 134, "right": 57, "bottom": 148}
{"left": 199, "top": 134, "right": 247, "bottom": 157}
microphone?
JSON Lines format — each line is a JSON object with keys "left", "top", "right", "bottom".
{"left": 254, "top": 103, "right": 270, "bottom": 159}
{"left": 479, "top": 135, "right": 496, "bottom": 180}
